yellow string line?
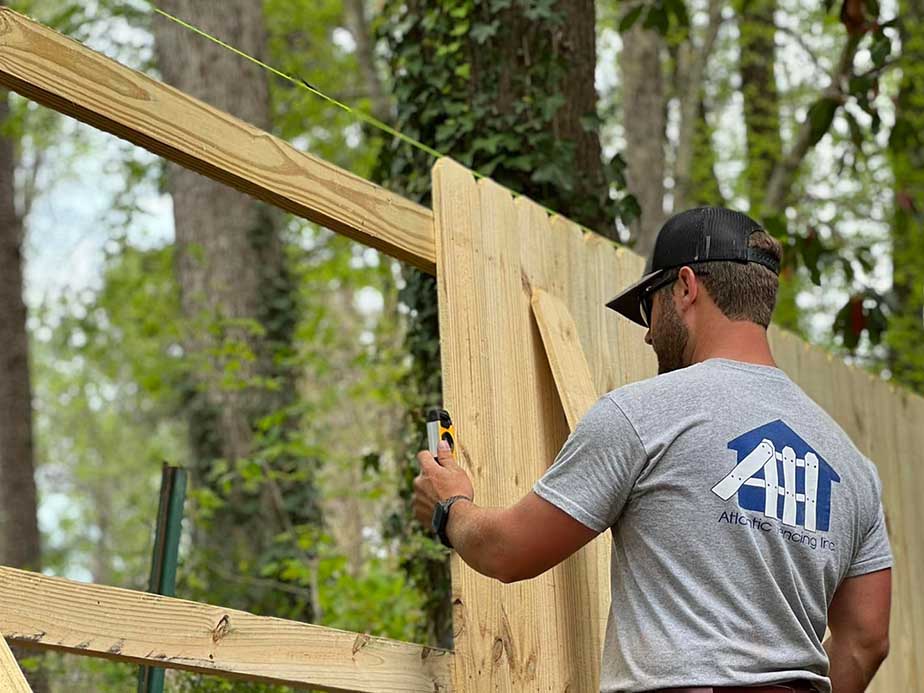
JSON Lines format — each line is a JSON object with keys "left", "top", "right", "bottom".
{"left": 151, "top": 5, "right": 608, "bottom": 236}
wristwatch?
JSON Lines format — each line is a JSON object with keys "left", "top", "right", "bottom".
{"left": 431, "top": 495, "right": 472, "bottom": 549}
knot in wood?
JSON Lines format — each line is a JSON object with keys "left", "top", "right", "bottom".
{"left": 212, "top": 614, "right": 230, "bottom": 643}
{"left": 352, "top": 632, "right": 370, "bottom": 656}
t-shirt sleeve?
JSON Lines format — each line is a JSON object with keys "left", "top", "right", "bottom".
{"left": 846, "top": 463, "right": 893, "bottom": 578}
{"left": 533, "top": 394, "right": 648, "bottom": 533}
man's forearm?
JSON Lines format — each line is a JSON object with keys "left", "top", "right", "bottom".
{"left": 446, "top": 500, "right": 513, "bottom": 582}
{"left": 824, "top": 635, "right": 888, "bottom": 693}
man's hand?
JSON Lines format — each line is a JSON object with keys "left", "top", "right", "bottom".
{"left": 413, "top": 440, "right": 475, "bottom": 528}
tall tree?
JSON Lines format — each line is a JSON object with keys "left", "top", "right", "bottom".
{"left": 887, "top": 0, "right": 924, "bottom": 392}
{"left": 736, "top": 0, "right": 783, "bottom": 218}
{"left": 0, "top": 88, "right": 46, "bottom": 693}
{"left": 620, "top": 6, "right": 667, "bottom": 255}
{"left": 732, "top": 0, "right": 807, "bottom": 331}
{"left": 377, "top": 0, "right": 627, "bottom": 647}
{"left": 152, "top": 0, "right": 322, "bottom": 620}
{"left": 672, "top": 0, "right": 724, "bottom": 212}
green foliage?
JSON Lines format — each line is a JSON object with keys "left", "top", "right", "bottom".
{"left": 376, "top": 0, "right": 631, "bottom": 230}
{"left": 806, "top": 97, "right": 841, "bottom": 148}
{"left": 33, "top": 245, "right": 186, "bottom": 586}
{"left": 884, "top": 0, "right": 924, "bottom": 392}
{"left": 265, "top": 0, "right": 382, "bottom": 177}
{"left": 619, "top": 0, "right": 689, "bottom": 37}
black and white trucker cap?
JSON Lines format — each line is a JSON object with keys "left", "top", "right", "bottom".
{"left": 605, "top": 207, "right": 781, "bottom": 327}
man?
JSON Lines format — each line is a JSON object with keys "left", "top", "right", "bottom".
{"left": 413, "top": 207, "right": 892, "bottom": 693}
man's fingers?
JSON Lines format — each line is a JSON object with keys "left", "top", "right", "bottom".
{"left": 436, "top": 440, "right": 458, "bottom": 468}
{"left": 417, "top": 450, "right": 440, "bottom": 474}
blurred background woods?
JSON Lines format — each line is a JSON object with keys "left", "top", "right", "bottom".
{"left": 0, "top": 0, "right": 919, "bottom": 689}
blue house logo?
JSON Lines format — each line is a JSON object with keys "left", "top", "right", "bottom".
{"left": 711, "top": 419, "right": 841, "bottom": 532}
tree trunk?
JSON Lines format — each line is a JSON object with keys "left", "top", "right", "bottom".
{"left": 736, "top": 0, "right": 783, "bottom": 218}
{"left": 0, "top": 89, "right": 47, "bottom": 693}
{"left": 377, "top": 0, "right": 614, "bottom": 647}
{"left": 554, "top": 0, "right": 613, "bottom": 234}
{"left": 152, "top": 0, "right": 321, "bottom": 619}
{"left": 673, "top": 0, "right": 723, "bottom": 212}
{"left": 343, "top": 0, "right": 390, "bottom": 123}
{"left": 620, "top": 12, "right": 666, "bottom": 256}
{"left": 888, "top": 0, "right": 924, "bottom": 393}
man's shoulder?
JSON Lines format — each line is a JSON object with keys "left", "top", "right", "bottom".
{"left": 605, "top": 362, "right": 714, "bottom": 408}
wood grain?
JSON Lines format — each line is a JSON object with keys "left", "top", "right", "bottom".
{"left": 517, "top": 194, "right": 600, "bottom": 690}
{"left": 433, "top": 159, "right": 653, "bottom": 691}
{"left": 0, "top": 635, "right": 31, "bottom": 693}
{"left": 0, "top": 567, "right": 450, "bottom": 693}
{"left": 434, "top": 161, "right": 552, "bottom": 690}
{"left": 770, "top": 328, "right": 924, "bottom": 690}
{"left": 530, "top": 287, "right": 599, "bottom": 429}
{"left": 0, "top": 7, "right": 435, "bottom": 273}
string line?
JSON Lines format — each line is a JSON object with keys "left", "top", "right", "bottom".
{"left": 151, "top": 5, "right": 611, "bottom": 236}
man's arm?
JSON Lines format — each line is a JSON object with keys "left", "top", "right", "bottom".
{"left": 824, "top": 568, "right": 891, "bottom": 693}
{"left": 447, "top": 492, "right": 598, "bottom": 583}
{"left": 413, "top": 441, "right": 599, "bottom": 583}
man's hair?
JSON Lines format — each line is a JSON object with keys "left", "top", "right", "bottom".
{"left": 688, "top": 231, "right": 783, "bottom": 328}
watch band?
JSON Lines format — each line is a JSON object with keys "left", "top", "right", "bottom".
{"left": 432, "top": 494, "right": 472, "bottom": 549}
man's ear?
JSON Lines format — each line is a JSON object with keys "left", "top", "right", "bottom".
{"left": 675, "top": 266, "right": 699, "bottom": 311}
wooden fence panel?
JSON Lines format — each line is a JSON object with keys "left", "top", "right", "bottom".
{"left": 435, "top": 156, "right": 921, "bottom": 691}
{"left": 770, "top": 329, "right": 923, "bottom": 690}
{"left": 0, "top": 567, "right": 450, "bottom": 693}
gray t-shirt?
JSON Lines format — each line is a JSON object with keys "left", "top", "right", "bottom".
{"left": 534, "top": 358, "right": 892, "bottom": 693}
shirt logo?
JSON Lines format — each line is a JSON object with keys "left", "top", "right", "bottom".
{"left": 711, "top": 420, "right": 841, "bottom": 532}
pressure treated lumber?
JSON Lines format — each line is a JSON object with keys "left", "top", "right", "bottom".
{"left": 769, "top": 329, "right": 924, "bottom": 690}
{"left": 530, "top": 287, "right": 599, "bottom": 429}
{"left": 0, "top": 567, "right": 450, "bottom": 693}
{"left": 0, "top": 7, "right": 435, "bottom": 273}
{"left": 435, "top": 161, "right": 554, "bottom": 690}
{"left": 433, "top": 159, "right": 639, "bottom": 691}
{"left": 0, "top": 635, "right": 32, "bottom": 693}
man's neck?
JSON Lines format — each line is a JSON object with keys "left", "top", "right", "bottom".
{"left": 688, "top": 318, "right": 777, "bottom": 368}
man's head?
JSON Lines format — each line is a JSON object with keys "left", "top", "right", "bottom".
{"left": 606, "top": 207, "right": 783, "bottom": 374}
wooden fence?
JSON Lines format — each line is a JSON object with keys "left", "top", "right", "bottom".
{"left": 0, "top": 6, "right": 920, "bottom": 691}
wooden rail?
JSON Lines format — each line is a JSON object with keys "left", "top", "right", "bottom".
{"left": 0, "top": 567, "right": 450, "bottom": 693}
{"left": 0, "top": 635, "right": 32, "bottom": 693}
{"left": 0, "top": 7, "right": 436, "bottom": 273}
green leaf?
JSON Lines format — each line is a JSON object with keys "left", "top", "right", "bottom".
{"left": 761, "top": 214, "right": 788, "bottom": 241}
{"left": 619, "top": 195, "right": 641, "bottom": 225}
{"left": 619, "top": 5, "right": 644, "bottom": 33}
{"left": 471, "top": 21, "right": 500, "bottom": 44}
{"left": 435, "top": 119, "right": 458, "bottom": 143}
{"left": 889, "top": 117, "right": 916, "bottom": 153}
{"left": 870, "top": 33, "right": 891, "bottom": 67}
{"left": 665, "top": 0, "right": 690, "bottom": 28}
{"left": 579, "top": 112, "right": 601, "bottom": 132}
{"left": 844, "top": 110, "right": 864, "bottom": 152}
{"left": 643, "top": 6, "right": 669, "bottom": 34}
{"left": 805, "top": 97, "right": 840, "bottom": 147}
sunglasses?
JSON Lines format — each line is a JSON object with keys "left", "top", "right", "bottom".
{"left": 639, "top": 268, "right": 709, "bottom": 328}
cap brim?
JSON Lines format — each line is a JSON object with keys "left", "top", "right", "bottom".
{"left": 605, "top": 270, "right": 663, "bottom": 327}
